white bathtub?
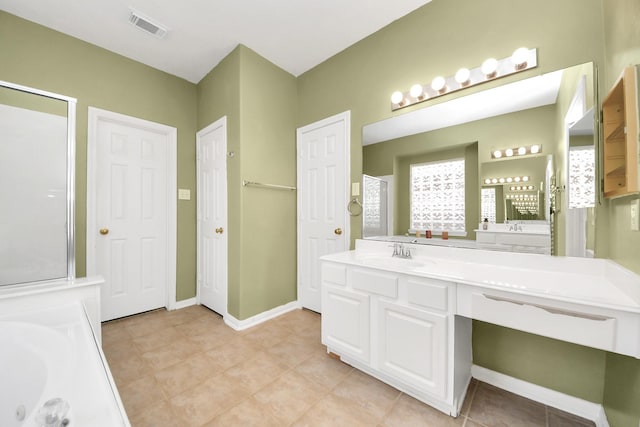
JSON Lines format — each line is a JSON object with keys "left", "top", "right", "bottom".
{"left": 0, "top": 302, "right": 128, "bottom": 426}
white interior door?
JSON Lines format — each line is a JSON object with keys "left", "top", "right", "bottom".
{"left": 87, "top": 108, "right": 177, "bottom": 321}
{"left": 297, "top": 111, "right": 350, "bottom": 313}
{"left": 197, "top": 117, "right": 228, "bottom": 316}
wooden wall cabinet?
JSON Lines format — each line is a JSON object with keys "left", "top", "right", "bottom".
{"left": 602, "top": 66, "right": 639, "bottom": 198}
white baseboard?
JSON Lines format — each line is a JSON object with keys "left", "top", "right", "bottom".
{"left": 224, "top": 300, "right": 301, "bottom": 331}
{"left": 172, "top": 297, "right": 197, "bottom": 310}
{"left": 471, "top": 365, "right": 609, "bottom": 427}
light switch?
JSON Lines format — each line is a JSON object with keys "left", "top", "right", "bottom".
{"left": 352, "top": 182, "right": 360, "bottom": 197}
{"left": 631, "top": 199, "right": 640, "bottom": 231}
{"left": 178, "top": 188, "right": 191, "bottom": 200}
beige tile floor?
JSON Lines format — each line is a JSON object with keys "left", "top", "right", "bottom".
{"left": 102, "top": 305, "right": 595, "bottom": 427}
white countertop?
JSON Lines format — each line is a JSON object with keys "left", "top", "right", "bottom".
{"left": 321, "top": 240, "right": 640, "bottom": 314}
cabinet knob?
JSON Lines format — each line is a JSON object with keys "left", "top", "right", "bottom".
{"left": 334, "top": 228, "right": 343, "bottom": 235}
{"left": 99, "top": 228, "right": 109, "bottom": 235}
{"left": 215, "top": 227, "right": 224, "bottom": 234}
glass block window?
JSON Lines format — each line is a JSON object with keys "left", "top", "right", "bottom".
{"left": 569, "top": 146, "right": 595, "bottom": 208}
{"left": 410, "top": 159, "right": 465, "bottom": 232}
{"left": 363, "top": 175, "right": 387, "bottom": 236}
{"left": 481, "top": 187, "right": 496, "bottom": 223}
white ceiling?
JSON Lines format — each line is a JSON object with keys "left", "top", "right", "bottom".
{"left": 0, "top": 0, "right": 431, "bottom": 83}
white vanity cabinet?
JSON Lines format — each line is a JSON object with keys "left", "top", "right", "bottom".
{"left": 321, "top": 261, "right": 471, "bottom": 416}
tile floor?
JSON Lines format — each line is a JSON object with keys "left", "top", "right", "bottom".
{"left": 102, "top": 305, "right": 595, "bottom": 427}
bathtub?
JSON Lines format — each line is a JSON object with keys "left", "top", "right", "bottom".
{"left": 0, "top": 301, "right": 128, "bottom": 426}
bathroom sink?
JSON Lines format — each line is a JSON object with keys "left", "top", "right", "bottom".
{"left": 357, "top": 255, "right": 427, "bottom": 269}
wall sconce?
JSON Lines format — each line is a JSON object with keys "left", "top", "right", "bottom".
{"left": 491, "top": 144, "right": 541, "bottom": 159}
{"left": 390, "top": 47, "right": 538, "bottom": 111}
{"left": 484, "top": 176, "right": 530, "bottom": 185}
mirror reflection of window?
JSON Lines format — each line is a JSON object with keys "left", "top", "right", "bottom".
{"left": 410, "top": 158, "right": 465, "bottom": 234}
{"left": 568, "top": 146, "right": 595, "bottom": 209}
{"left": 363, "top": 175, "right": 388, "bottom": 237}
{"left": 481, "top": 187, "right": 497, "bottom": 223}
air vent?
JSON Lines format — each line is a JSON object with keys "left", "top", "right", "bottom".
{"left": 128, "top": 9, "right": 168, "bottom": 39}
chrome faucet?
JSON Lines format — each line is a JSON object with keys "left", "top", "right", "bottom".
{"left": 391, "top": 243, "right": 412, "bottom": 259}
{"left": 509, "top": 223, "right": 523, "bottom": 232}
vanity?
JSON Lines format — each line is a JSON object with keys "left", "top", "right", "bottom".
{"left": 320, "top": 239, "right": 640, "bottom": 417}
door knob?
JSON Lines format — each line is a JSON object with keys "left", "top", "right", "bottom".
{"left": 99, "top": 228, "right": 109, "bottom": 235}
{"left": 215, "top": 227, "right": 224, "bottom": 234}
{"left": 334, "top": 228, "right": 342, "bottom": 235}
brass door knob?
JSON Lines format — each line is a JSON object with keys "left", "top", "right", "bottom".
{"left": 334, "top": 228, "right": 342, "bottom": 235}
{"left": 99, "top": 228, "right": 109, "bottom": 235}
{"left": 215, "top": 227, "right": 224, "bottom": 234}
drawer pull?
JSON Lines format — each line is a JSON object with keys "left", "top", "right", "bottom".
{"left": 482, "top": 294, "right": 612, "bottom": 322}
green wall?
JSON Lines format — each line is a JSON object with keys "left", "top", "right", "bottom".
{"left": 0, "top": 11, "right": 198, "bottom": 300}
{"left": 197, "top": 45, "right": 298, "bottom": 320}
{"left": 601, "top": 0, "right": 640, "bottom": 425}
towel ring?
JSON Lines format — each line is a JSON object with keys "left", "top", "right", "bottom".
{"left": 347, "top": 198, "right": 362, "bottom": 216}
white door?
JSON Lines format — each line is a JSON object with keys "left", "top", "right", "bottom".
{"left": 197, "top": 117, "right": 228, "bottom": 316}
{"left": 87, "top": 108, "right": 177, "bottom": 321}
{"left": 297, "top": 111, "right": 350, "bottom": 312}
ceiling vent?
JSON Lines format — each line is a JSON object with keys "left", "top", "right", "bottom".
{"left": 128, "top": 9, "right": 168, "bottom": 39}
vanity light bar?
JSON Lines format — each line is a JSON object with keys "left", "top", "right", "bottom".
{"left": 509, "top": 185, "right": 536, "bottom": 191}
{"left": 492, "top": 144, "right": 541, "bottom": 159}
{"left": 390, "top": 48, "right": 537, "bottom": 111}
{"left": 506, "top": 194, "right": 537, "bottom": 200}
{"left": 484, "top": 176, "right": 530, "bottom": 185}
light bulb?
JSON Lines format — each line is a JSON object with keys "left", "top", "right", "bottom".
{"left": 484, "top": 178, "right": 491, "bottom": 184}
{"left": 512, "top": 47, "right": 529, "bottom": 69}
{"left": 514, "top": 176, "right": 521, "bottom": 182}
{"left": 522, "top": 176, "right": 529, "bottom": 182}
{"left": 491, "top": 178, "right": 498, "bottom": 184}
{"left": 517, "top": 147, "right": 526, "bottom": 155}
{"left": 505, "top": 148, "right": 514, "bottom": 157}
{"left": 431, "top": 76, "right": 446, "bottom": 92}
{"left": 530, "top": 144, "right": 540, "bottom": 154}
{"left": 493, "top": 150, "right": 502, "bottom": 158}
{"left": 391, "top": 91, "right": 404, "bottom": 105}
{"left": 506, "top": 177, "right": 513, "bottom": 183}
{"left": 482, "top": 58, "right": 498, "bottom": 78}
{"left": 409, "top": 84, "right": 424, "bottom": 99}
{"left": 455, "top": 68, "right": 471, "bottom": 86}
{"left": 499, "top": 178, "right": 505, "bottom": 183}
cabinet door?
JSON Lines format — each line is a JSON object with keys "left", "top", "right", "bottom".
{"left": 321, "top": 284, "right": 370, "bottom": 364}
{"left": 377, "top": 301, "right": 447, "bottom": 399}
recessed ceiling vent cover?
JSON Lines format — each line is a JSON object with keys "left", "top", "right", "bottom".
{"left": 128, "top": 9, "right": 168, "bottom": 39}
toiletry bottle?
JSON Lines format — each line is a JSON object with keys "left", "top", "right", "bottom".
{"left": 442, "top": 231, "right": 449, "bottom": 240}
{"left": 482, "top": 218, "right": 488, "bottom": 230}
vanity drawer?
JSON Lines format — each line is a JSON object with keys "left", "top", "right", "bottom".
{"left": 463, "top": 290, "right": 616, "bottom": 352}
{"left": 351, "top": 268, "right": 398, "bottom": 298}
{"left": 322, "top": 262, "right": 346, "bottom": 286}
{"left": 406, "top": 277, "right": 449, "bottom": 312}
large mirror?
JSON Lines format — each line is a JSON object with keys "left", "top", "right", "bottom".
{"left": 0, "top": 81, "right": 77, "bottom": 285}
{"left": 362, "top": 62, "right": 596, "bottom": 256}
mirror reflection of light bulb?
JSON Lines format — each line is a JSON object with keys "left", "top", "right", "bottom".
{"left": 482, "top": 58, "right": 498, "bottom": 78}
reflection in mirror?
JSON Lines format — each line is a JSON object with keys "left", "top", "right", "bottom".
{"left": 362, "top": 62, "right": 596, "bottom": 256}
{"left": 362, "top": 175, "right": 390, "bottom": 238}
{"left": 0, "top": 81, "right": 76, "bottom": 286}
